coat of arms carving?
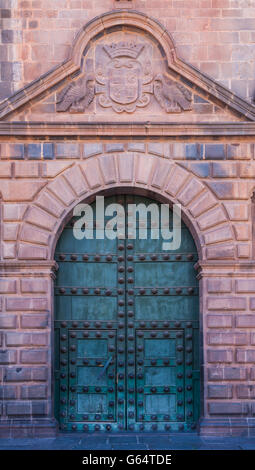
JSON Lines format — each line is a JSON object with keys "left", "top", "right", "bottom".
{"left": 56, "top": 38, "right": 193, "bottom": 114}
{"left": 95, "top": 42, "right": 154, "bottom": 113}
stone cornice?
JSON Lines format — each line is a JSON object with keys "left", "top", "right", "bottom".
{"left": 1, "top": 121, "right": 255, "bottom": 137}
{"left": 0, "top": 261, "right": 58, "bottom": 279}
{"left": 195, "top": 260, "right": 255, "bottom": 279}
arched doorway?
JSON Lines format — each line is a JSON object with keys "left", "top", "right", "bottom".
{"left": 54, "top": 194, "right": 200, "bottom": 432}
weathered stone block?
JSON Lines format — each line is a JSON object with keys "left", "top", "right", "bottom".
{"left": 207, "top": 349, "right": 233, "bottom": 363}
{"left": 21, "top": 279, "right": 48, "bottom": 294}
{"left": 0, "top": 350, "right": 17, "bottom": 364}
{"left": 237, "top": 350, "right": 255, "bottom": 363}
{"left": 63, "top": 165, "right": 87, "bottom": 196}
{"left": 98, "top": 155, "right": 117, "bottom": 185}
{"left": 207, "top": 315, "right": 233, "bottom": 328}
{"left": 80, "top": 160, "right": 102, "bottom": 189}
{"left": 165, "top": 166, "right": 189, "bottom": 197}
{"left": 151, "top": 160, "right": 171, "bottom": 189}
{"left": 189, "top": 191, "right": 217, "bottom": 218}
{"left": 0, "top": 280, "right": 16, "bottom": 293}
{"left": 20, "top": 385, "right": 47, "bottom": 399}
{"left": 207, "top": 297, "right": 246, "bottom": 310}
{"left": 55, "top": 143, "right": 80, "bottom": 158}
{"left": 25, "top": 143, "right": 41, "bottom": 160}
{"left": 83, "top": 143, "right": 103, "bottom": 158}
{"left": 208, "top": 385, "right": 233, "bottom": 399}
{"left": 207, "top": 278, "right": 232, "bottom": 293}
{"left": 208, "top": 402, "right": 249, "bottom": 415}
{"left": 205, "top": 144, "right": 226, "bottom": 160}
{"left": 136, "top": 155, "right": 154, "bottom": 185}
{"left": 18, "top": 243, "right": 48, "bottom": 260}
{"left": 117, "top": 153, "right": 134, "bottom": 182}
{"left": 236, "top": 279, "right": 255, "bottom": 293}
{"left": 236, "top": 385, "right": 255, "bottom": 398}
{"left": 20, "top": 314, "right": 49, "bottom": 329}
{"left": 47, "top": 177, "right": 76, "bottom": 206}
{"left": 0, "top": 314, "right": 17, "bottom": 329}
{"left": 0, "top": 385, "right": 17, "bottom": 399}
{"left": 6, "top": 332, "right": 48, "bottom": 347}
{"left": 15, "top": 162, "right": 40, "bottom": 177}
{"left": 207, "top": 333, "right": 248, "bottom": 346}
{"left": 177, "top": 178, "right": 204, "bottom": 206}
{"left": 223, "top": 202, "right": 249, "bottom": 221}
{"left": 236, "top": 315, "right": 255, "bottom": 328}
{"left": 212, "top": 162, "right": 237, "bottom": 178}
{"left": 20, "top": 349, "right": 48, "bottom": 364}
{"left": 6, "top": 297, "right": 48, "bottom": 311}
{"left": 204, "top": 225, "right": 233, "bottom": 245}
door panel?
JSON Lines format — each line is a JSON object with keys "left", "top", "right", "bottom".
{"left": 54, "top": 194, "right": 200, "bottom": 432}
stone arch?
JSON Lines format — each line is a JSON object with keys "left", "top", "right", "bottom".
{"left": 69, "top": 10, "right": 177, "bottom": 69}
{"left": 17, "top": 153, "right": 236, "bottom": 262}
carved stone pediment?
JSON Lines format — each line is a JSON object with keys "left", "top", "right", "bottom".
{"left": 56, "top": 35, "right": 193, "bottom": 115}
{"left": 1, "top": 10, "right": 255, "bottom": 122}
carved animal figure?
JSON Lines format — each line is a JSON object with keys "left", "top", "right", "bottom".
{"left": 56, "top": 74, "right": 95, "bottom": 112}
{"left": 154, "top": 74, "right": 192, "bottom": 113}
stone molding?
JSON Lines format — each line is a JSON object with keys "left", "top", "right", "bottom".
{"left": 1, "top": 122, "right": 255, "bottom": 137}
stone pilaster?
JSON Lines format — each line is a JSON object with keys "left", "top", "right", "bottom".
{"left": 196, "top": 261, "right": 255, "bottom": 436}
{"left": 0, "top": 261, "right": 58, "bottom": 437}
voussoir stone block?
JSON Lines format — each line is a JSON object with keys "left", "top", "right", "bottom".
{"left": 63, "top": 164, "right": 87, "bottom": 196}
{"left": 177, "top": 178, "right": 204, "bottom": 206}
{"left": 197, "top": 206, "right": 227, "bottom": 231}
{"left": 36, "top": 191, "right": 65, "bottom": 217}
{"left": 206, "top": 244, "right": 235, "bottom": 260}
{"left": 223, "top": 202, "right": 249, "bottom": 221}
{"left": 117, "top": 153, "right": 134, "bottom": 182}
{"left": 26, "top": 206, "right": 57, "bottom": 231}
{"left": 47, "top": 176, "right": 76, "bottom": 206}
{"left": 80, "top": 160, "right": 102, "bottom": 189}
{"left": 98, "top": 155, "right": 117, "bottom": 185}
{"left": 188, "top": 191, "right": 217, "bottom": 218}
{"left": 152, "top": 160, "right": 172, "bottom": 189}
{"left": 204, "top": 225, "right": 233, "bottom": 245}
{"left": 135, "top": 154, "right": 154, "bottom": 185}
{"left": 165, "top": 166, "right": 189, "bottom": 197}
{"left": 20, "top": 224, "right": 50, "bottom": 245}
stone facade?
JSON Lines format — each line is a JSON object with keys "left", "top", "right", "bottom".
{"left": 1, "top": 4, "right": 255, "bottom": 437}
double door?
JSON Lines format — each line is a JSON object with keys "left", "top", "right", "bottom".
{"left": 54, "top": 195, "right": 200, "bottom": 432}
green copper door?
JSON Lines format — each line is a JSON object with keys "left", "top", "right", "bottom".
{"left": 54, "top": 195, "right": 200, "bottom": 432}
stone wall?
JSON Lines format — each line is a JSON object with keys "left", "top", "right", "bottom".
{"left": 0, "top": 139, "right": 255, "bottom": 436}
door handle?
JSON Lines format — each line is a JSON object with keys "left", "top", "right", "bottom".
{"left": 97, "top": 356, "right": 112, "bottom": 381}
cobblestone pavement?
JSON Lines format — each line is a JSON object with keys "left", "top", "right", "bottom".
{"left": 0, "top": 433, "right": 254, "bottom": 450}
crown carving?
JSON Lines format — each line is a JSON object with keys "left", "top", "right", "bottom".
{"left": 103, "top": 42, "right": 144, "bottom": 59}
